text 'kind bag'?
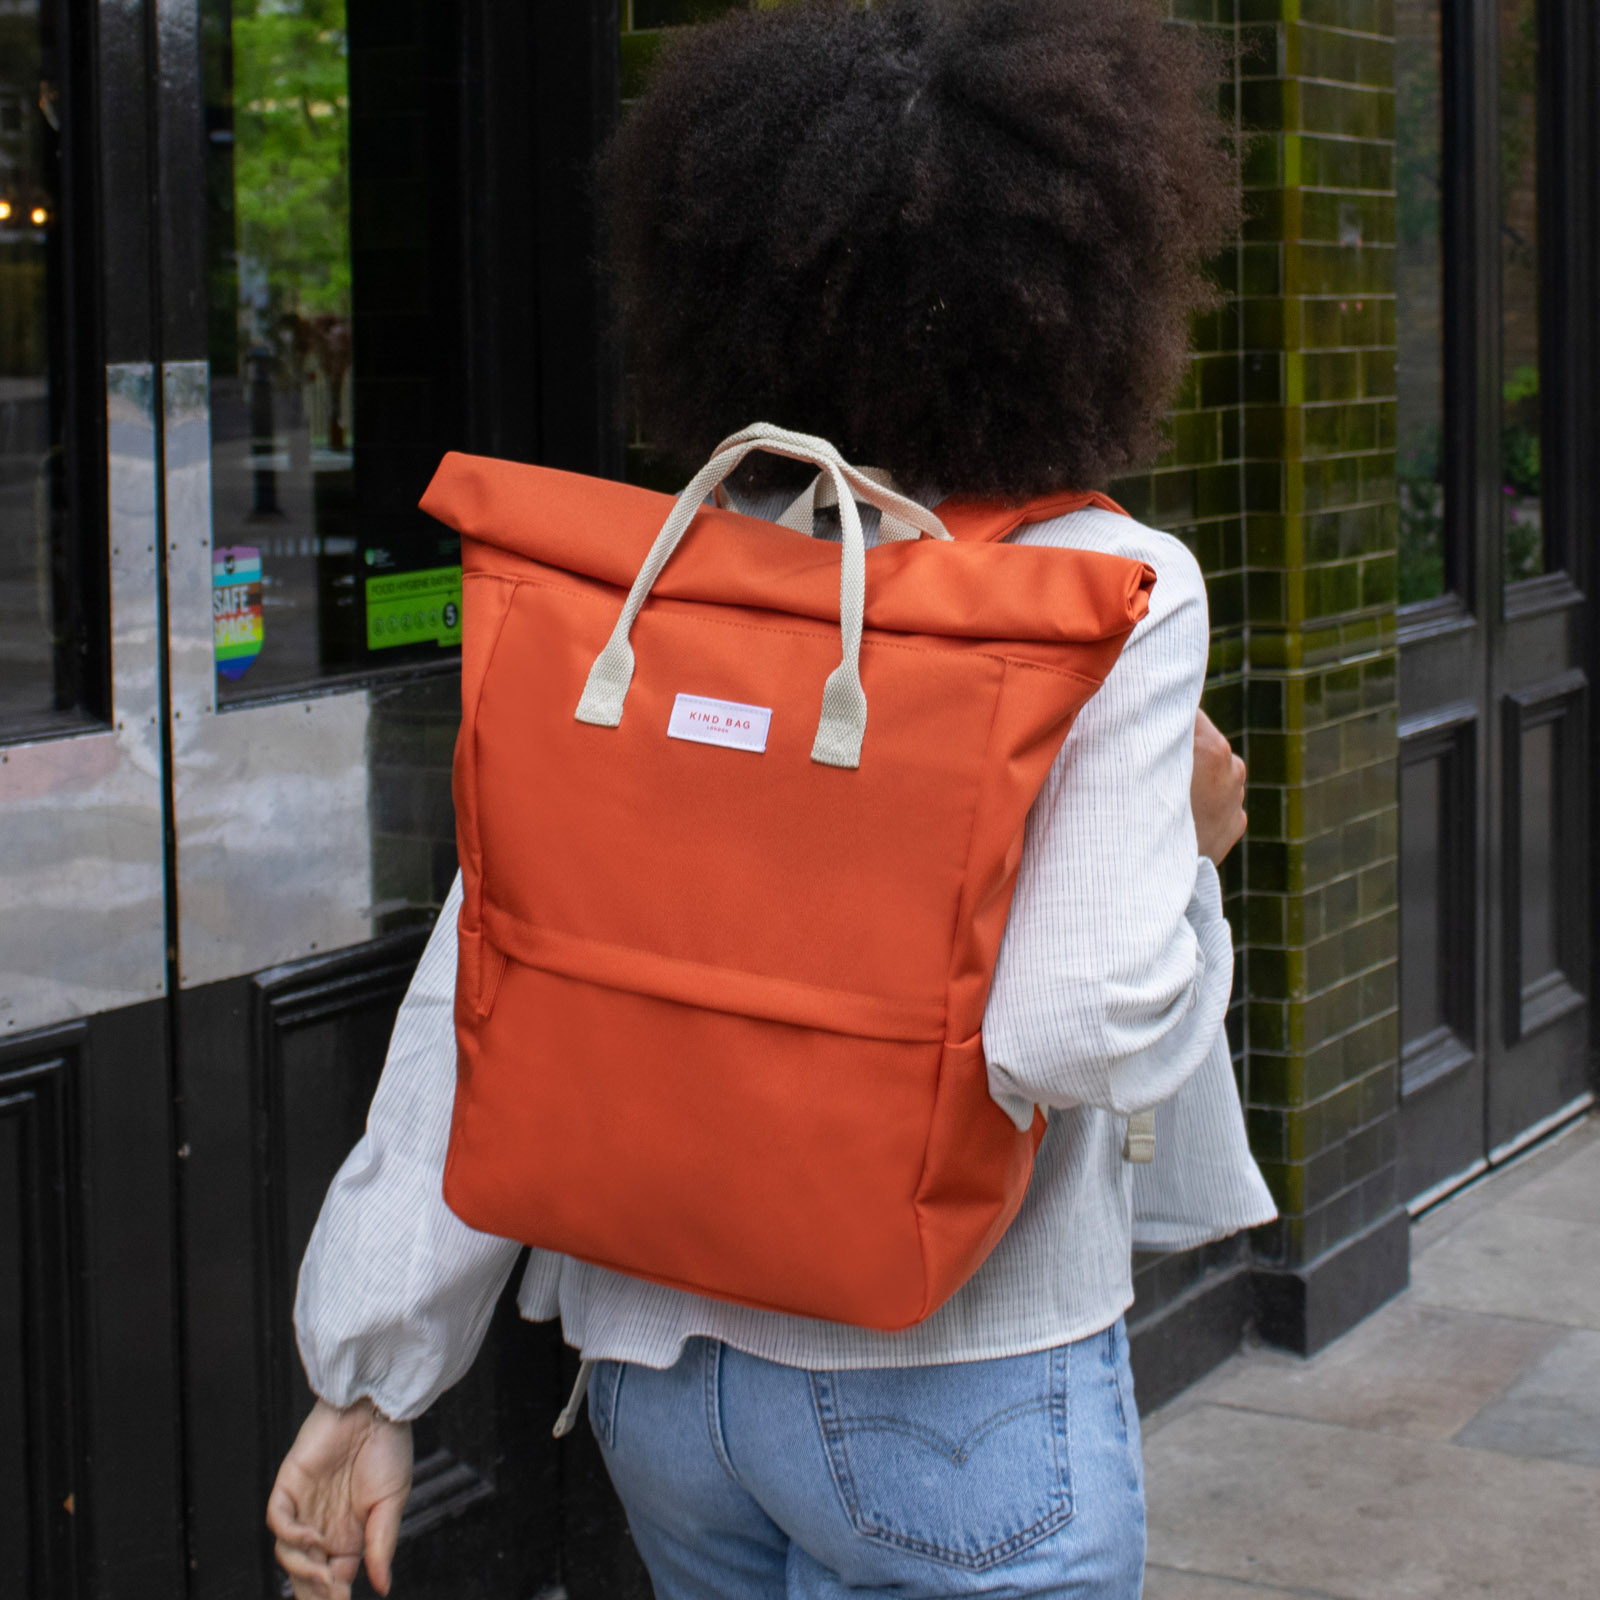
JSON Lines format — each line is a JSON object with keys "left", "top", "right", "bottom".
{"left": 421, "top": 425, "right": 1153, "bottom": 1330}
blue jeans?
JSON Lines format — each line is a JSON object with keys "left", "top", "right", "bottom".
{"left": 587, "top": 1320, "right": 1146, "bottom": 1598}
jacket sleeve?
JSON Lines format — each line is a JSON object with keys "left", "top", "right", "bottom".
{"left": 983, "top": 523, "right": 1234, "bottom": 1124}
{"left": 294, "top": 873, "right": 524, "bottom": 1421}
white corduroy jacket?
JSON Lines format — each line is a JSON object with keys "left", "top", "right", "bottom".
{"left": 294, "top": 502, "right": 1276, "bottom": 1421}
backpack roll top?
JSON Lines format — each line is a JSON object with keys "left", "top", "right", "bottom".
{"left": 422, "top": 427, "right": 1154, "bottom": 1331}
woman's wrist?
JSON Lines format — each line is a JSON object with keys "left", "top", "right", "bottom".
{"left": 314, "top": 1393, "right": 406, "bottom": 1429}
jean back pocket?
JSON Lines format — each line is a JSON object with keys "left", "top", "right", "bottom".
{"left": 809, "top": 1344, "right": 1073, "bottom": 1571}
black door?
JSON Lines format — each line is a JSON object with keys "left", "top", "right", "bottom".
{"left": 5, "top": 1, "right": 650, "bottom": 1595}
{"left": 156, "top": 4, "right": 645, "bottom": 1596}
{"left": 1394, "top": 0, "right": 1594, "bottom": 1206}
{"left": 1, "top": 0, "right": 185, "bottom": 1593}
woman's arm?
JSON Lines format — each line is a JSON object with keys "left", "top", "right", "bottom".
{"left": 274, "top": 875, "right": 522, "bottom": 1597}
{"left": 983, "top": 518, "right": 1235, "bottom": 1122}
{"left": 293, "top": 872, "right": 523, "bottom": 1420}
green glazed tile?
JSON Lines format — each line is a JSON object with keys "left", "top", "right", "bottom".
{"left": 1166, "top": 408, "right": 1223, "bottom": 467}
{"left": 1246, "top": 1108, "right": 1289, "bottom": 1163}
{"left": 1221, "top": 407, "right": 1244, "bottom": 460}
{"left": 1360, "top": 655, "right": 1398, "bottom": 705}
{"left": 1252, "top": 945, "right": 1293, "bottom": 999}
{"left": 1247, "top": 568, "right": 1288, "bottom": 625}
{"left": 1241, "top": 77, "right": 1296, "bottom": 133}
{"left": 1302, "top": 350, "right": 1363, "bottom": 403}
{"left": 1245, "top": 892, "right": 1288, "bottom": 947}
{"left": 1300, "top": 81, "right": 1391, "bottom": 142}
{"left": 1243, "top": 133, "right": 1284, "bottom": 189}
{"left": 1243, "top": 405, "right": 1288, "bottom": 458}
{"left": 1206, "top": 572, "right": 1248, "bottom": 631}
{"left": 1360, "top": 553, "right": 1398, "bottom": 606}
{"left": 1242, "top": 242, "right": 1284, "bottom": 297}
{"left": 1238, "top": 20, "right": 1280, "bottom": 75}
{"left": 1153, "top": 467, "right": 1199, "bottom": 523}
{"left": 1195, "top": 464, "right": 1243, "bottom": 518}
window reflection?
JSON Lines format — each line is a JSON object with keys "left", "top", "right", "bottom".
{"left": 0, "top": 0, "right": 98, "bottom": 737}
{"left": 1500, "top": 0, "right": 1543, "bottom": 583}
{"left": 1395, "top": 0, "right": 1447, "bottom": 605}
{"left": 204, "top": 0, "right": 462, "bottom": 702}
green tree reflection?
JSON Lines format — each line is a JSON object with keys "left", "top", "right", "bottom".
{"left": 232, "top": 0, "right": 351, "bottom": 447}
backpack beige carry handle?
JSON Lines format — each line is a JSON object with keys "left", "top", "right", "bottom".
{"left": 775, "top": 465, "right": 928, "bottom": 545}
{"left": 574, "top": 423, "right": 950, "bottom": 769}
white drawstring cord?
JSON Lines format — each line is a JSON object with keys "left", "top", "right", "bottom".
{"left": 552, "top": 1357, "right": 597, "bottom": 1439}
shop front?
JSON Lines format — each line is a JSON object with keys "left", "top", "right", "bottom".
{"left": 0, "top": 2, "right": 1593, "bottom": 1596}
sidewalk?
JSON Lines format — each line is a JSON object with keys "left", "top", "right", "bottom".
{"left": 1140, "top": 1113, "right": 1600, "bottom": 1600}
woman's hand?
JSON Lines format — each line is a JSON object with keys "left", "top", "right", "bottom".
{"left": 1192, "top": 709, "right": 1247, "bottom": 864}
{"left": 267, "top": 1398, "right": 413, "bottom": 1600}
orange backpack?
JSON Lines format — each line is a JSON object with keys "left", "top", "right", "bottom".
{"left": 420, "top": 425, "right": 1151, "bottom": 1331}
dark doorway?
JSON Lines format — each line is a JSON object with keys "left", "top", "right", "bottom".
{"left": 1394, "top": 0, "right": 1594, "bottom": 1206}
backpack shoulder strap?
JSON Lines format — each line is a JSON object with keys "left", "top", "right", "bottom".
{"left": 934, "top": 489, "right": 1130, "bottom": 545}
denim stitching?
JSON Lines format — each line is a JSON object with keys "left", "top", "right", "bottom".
{"left": 826, "top": 1397, "right": 1053, "bottom": 1462}
{"left": 1053, "top": 1342, "right": 1074, "bottom": 1522}
{"left": 1111, "top": 1323, "right": 1144, "bottom": 1498}
{"left": 704, "top": 1340, "right": 741, "bottom": 1486}
{"left": 808, "top": 1351, "right": 1075, "bottom": 1571}
{"left": 809, "top": 1371, "right": 857, "bottom": 1525}
{"left": 586, "top": 1361, "right": 621, "bottom": 1451}
{"left": 1107, "top": 1323, "right": 1131, "bottom": 1438}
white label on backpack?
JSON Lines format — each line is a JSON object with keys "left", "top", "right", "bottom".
{"left": 667, "top": 693, "right": 771, "bottom": 753}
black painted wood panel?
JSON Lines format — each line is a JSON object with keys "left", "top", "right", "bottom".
{"left": 179, "top": 932, "right": 574, "bottom": 1600}
{"left": 0, "top": 1004, "right": 183, "bottom": 1600}
{"left": 0, "top": 1049, "right": 77, "bottom": 1600}
{"left": 1397, "top": 713, "right": 1485, "bottom": 1201}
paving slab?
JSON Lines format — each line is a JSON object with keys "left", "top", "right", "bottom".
{"left": 1178, "top": 1299, "right": 1556, "bottom": 1441}
{"left": 1453, "top": 1329, "right": 1600, "bottom": 1468}
{"left": 1497, "top": 1133, "right": 1600, "bottom": 1226}
{"left": 1143, "top": 1404, "right": 1600, "bottom": 1599}
{"left": 1408, "top": 1205, "right": 1600, "bottom": 1331}
{"left": 1143, "top": 1566, "right": 1337, "bottom": 1599}
{"left": 1411, "top": 1117, "right": 1597, "bottom": 1256}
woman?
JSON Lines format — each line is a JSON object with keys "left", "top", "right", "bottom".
{"left": 269, "top": 2, "right": 1274, "bottom": 1595}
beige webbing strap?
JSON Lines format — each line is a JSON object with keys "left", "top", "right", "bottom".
{"left": 777, "top": 466, "right": 924, "bottom": 545}
{"left": 1123, "top": 1109, "right": 1156, "bottom": 1164}
{"left": 575, "top": 423, "right": 949, "bottom": 769}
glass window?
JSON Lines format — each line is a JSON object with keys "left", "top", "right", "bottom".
{"left": 203, "top": 0, "right": 463, "bottom": 702}
{"left": 1394, "top": 0, "right": 1447, "bottom": 606}
{"left": 0, "top": 0, "right": 101, "bottom": 738}
{"left": 1500, "top": 0, "right": 1543, "bottom": 583}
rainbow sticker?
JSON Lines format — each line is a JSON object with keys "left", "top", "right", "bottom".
{"left": 213, "top": 545, "right": 264, "bottom": 681}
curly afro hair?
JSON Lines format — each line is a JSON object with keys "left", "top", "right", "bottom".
{"left": 602, "top": 0, "right": 1238, "bottom": 500}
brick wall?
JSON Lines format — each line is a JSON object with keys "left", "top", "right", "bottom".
{"left": 1119, "top": 0, "right": 1407, "bottom": 1358}
{"left": 1235, "top": 0, "right": 1407, "bottom": 1349}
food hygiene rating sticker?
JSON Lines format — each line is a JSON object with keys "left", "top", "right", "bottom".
{"left": 213, "top": 546, "right": 263, "bottom": 680}
{"left": 365, "top": 565, "right": 463, "bottom": 651}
